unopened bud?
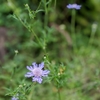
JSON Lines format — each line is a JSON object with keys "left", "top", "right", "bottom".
{"left": 15, "top": 50, "right": 18, "bottom": 54}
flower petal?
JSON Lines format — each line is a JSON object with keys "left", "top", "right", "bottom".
{"left": 42, "top": 70, "right": 50, "bottom": 77}
{"left": 39, "top": 62, "right": 44, "bottom": 69}
{"left": 37, "top": 77, "right": 43, "bottom": 84}
{"left": 25, "top": 72, "right": 34, "bottom": 77}
{"left": 66, "top": 4, "right": 81, "bottom": 10}
{"left": 32, "top": 77, "right": 43, "bottom": 84}
{"left": 32, "top": 62, "right": 38, "bottom": 68}
{"left": 26, "top": 66, "right": 34, "bottom": 71}
{"left": 11, "top": 96, "right": 18, "bottom": 100}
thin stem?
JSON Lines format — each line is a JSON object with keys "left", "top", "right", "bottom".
{"left": 71, "top": 9, "right": 76, "bottom": 34}
{"left": 43, "top": 0, "right": 50, "bottom": 52}
{"left": 27, "top": 84, "right": 34, "bottom": 100}
{"left": 89, "top": 23, "right": 97, "bottom": 44}
{"left": 31, "top": 29, "right": 42, "bottom": 47}
{"left": 36, "top": 0, "right": 42, "bottom": 11}
{"left": 54, "top": 0, "right": 56, "bottom": 8}
{"left": 18, "top": 17, "right": 42, "bottom": 47}
{"left": 58, "top": 89, "right": 61, "bottom": 100}
{"left": 71, "top": 9, "right": 76, "bottom": 48}
{"left": 57, "top": 83, "right": 61, "bottom": 100}
{"left": 44, "top": 0, "right": 48, "bottom": 29}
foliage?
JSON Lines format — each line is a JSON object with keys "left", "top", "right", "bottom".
{"left": 0, "top": 0, "right": 100, "bottom": 100}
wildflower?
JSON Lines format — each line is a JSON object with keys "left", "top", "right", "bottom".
{"left": 66, "top": 4, "right": 81, "bottom": 10}
{"left": 11, "top": 97, "right": 18, "bottom": 100}
{"left": 11, "top": 94, "right": 19, "bottom": 100}
{"left": 25, "top": 62, "right": 50, "bottom": 84}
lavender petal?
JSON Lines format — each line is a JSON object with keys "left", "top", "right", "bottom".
{"left": 26, "top": 66, "right": 33, "bottom": 71}
{"left": 32, "top": 77, "right": 43, "bottom": 84}
{"left": 39, "top": 62, "right": 44, "bottom": 69}
{"left": 32, "top": 62, "right": 38, "bottom": 68}
{"left": 25, "top": 72, "right": 34, "bottom": 77}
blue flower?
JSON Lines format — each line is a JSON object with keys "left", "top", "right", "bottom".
{"left": 66, "top": 4, "right": 81, "bottom": 10}
{"left": 25, "top": 62, "right": 50, "bottom": 84}
{"left": 11, "top": 96, "right": 18, "bottom": 100}
{"left": 11, "top": 94, "right": 19, "bottom": 100}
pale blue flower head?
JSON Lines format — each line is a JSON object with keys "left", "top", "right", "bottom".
{"left": 25, "top": 62, "right": 50, "bottom": 84}
{"left": 66, "top": 4, "right": 81, "bottom": 10}
{"left": 11, "top": 97, "right": 18, "bottom": 100}
{"left": 11, "top": 94, "right": 19, "bottom": 100}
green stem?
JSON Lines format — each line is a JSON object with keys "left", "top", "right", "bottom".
{"left": 43, "top": 0, "right": 49, "bottom": 52}
{"left": 31, "top": 29, "right": 42, "bottom": 47}
{"left": 44, "top": 0, "right": 48, "bottom": 29}
{"left": 89, "top": 24, "right": 97, "bottom": 44}
{"left": 71, "top": 9, "right": 76, "bottom": 48}
{"left": 71, "top": 9, "right": 76, "bottom": 35}
{"left": 18, "top": 17, "right": 42, "bottom": 47}
{"left": 28, "top": 84, "right": 34, "bottom": 100}
{"left": 58, "top": 89, "right": 61, "bottom": 100}
{"left": 57, "top": 83, "right": 61, "bottom": 100}
{"left": 54, "top": 0, "right": 56, "bottom": 8}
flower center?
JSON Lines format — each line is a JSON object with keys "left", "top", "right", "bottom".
{"left": 32, "top": 68, "right": 43, "bottom": 77}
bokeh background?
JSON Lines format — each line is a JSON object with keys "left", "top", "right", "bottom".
{"left": 0, "top": 0, "right": 100, "bottom": 100}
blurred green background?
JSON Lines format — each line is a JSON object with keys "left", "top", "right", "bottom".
{"left": 0, "top": 0, "right": 100, "bottom": 100}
